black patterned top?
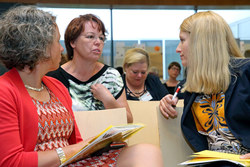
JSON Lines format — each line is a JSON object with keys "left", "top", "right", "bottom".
{"left": 47, "top": 65, "right": 124, "bottom": 111}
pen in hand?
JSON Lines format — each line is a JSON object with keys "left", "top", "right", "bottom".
{"left": 171, "top": 86, "right": 181, "bottom": 107}
{"left": 172, "top": 86, "right": 181, "bottom": 100}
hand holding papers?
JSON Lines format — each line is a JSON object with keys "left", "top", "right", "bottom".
{"left": 60, "top": 123, "right": 144, "bottom": 167}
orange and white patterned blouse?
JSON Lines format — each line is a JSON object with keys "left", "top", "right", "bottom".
{"left": 33, "top": 88, "right": 74, "bottom": 151}
{"left": 32, "top": 87, "right": 122, "bottom": 167}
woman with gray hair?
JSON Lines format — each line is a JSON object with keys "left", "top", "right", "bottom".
{"left": 0, "top": 5, "right": 163, "bottom": 167}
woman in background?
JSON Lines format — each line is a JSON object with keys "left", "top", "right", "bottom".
{"left": 122, "top": 48, "right": 168, "bottom": 101}
{"left": 0, "top": 5, "right": 163, "bottom": 167}
{"left": 47, "top": 14, "right": 133, "bottom": 123}
{"left": 163, "top": 61, "right": 181, "bottom": 95}
{"left": 160, "top": 11, "right": 250, "bottom": 166}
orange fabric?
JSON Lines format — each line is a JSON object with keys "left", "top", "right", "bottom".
{"left": 33, "top": 89, "right": 74, "bottom": 151}
{"left": 191, "top": 93, "right": 226, "bottom": 133}
{"left": 67, "top": 148, "right": 124, "bottom": 167}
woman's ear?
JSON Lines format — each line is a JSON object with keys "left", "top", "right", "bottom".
{"left": 70, "top": 41, "right": 75, "bottom": 49}
{"left": 123, "top": 64, "right": 128, "bottom": 72}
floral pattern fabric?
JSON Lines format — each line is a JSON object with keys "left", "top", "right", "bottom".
{"left": 191, "top": 92, "right": 248, "bottom": 154}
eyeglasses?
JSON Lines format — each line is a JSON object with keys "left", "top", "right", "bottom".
{"left": 170, "top": 67, "right": 180, "bottom": 71}
{"left": 81, "top": 33, "right": 106, "bottom": 43}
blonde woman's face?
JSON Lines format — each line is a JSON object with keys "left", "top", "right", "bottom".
{"left": 176, "top": 31, "right": 190, "bottom": 67}
{"left": 125, "top": 62, "right": 148, "bottom": 87}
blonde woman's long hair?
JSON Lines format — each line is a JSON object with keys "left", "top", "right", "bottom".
{"left": 181, "top": 11, "right": 244, "bottom": 94}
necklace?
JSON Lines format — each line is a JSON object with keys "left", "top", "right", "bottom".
{"left": 25, "top": 83, "right": 44, "bottom": 92}
{"left": 127, "top": 85, "right": 146, "bottom": 98}
{"left": 134, "top": 89, "right": 146, "bottom": 95}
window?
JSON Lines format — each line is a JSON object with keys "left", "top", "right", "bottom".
{"left": 39, "top": 7, "right": 250, "bottom": 80}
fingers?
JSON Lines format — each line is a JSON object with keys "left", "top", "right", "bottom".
{"left": 159, "top": 98, "right": 171, "bottom": 119}
{"left": 159, "top": 95, "right": 178, "bottom": 119}
{"left": 159, "top": 105, "right": 170, "bottom": 119}
{"left": 90, "top": 84, "right": 96, "bottom": 92}
{"left": 91, "top": 84, "right": 108, "bottom": 92}
{"left": 240, "top": 153, "right": 250, "bottom": 159}
{"left": 91, "top": 84, "right": 112, "bottom": 102}
{"left": 90, "top": 84, "right": 101, "bottom": 94}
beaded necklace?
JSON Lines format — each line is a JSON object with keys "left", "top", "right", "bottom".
{"left": 25, "top": 83, "right": 44, "bottom": 92}
{"left": 126, "top": 85, "right": 147, "bottom": 98}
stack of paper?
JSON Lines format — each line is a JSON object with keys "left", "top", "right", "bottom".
{"left": 60, "top": 123, "right": 144, "bottom": 167}
{"left": 180, "top": 150, "right": 250, "bottom": 167}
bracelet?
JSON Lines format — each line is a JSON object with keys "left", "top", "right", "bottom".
{"left": 56, "top": 148, "right": 66, "bottom": 165}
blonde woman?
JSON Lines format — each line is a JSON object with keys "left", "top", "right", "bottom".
{"left": 160, "top": 11, "right": 250, "bottom": 165}
{"left": 122, "top": 48, "right": 168, "bottom": 101}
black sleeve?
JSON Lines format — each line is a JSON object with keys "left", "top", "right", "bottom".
{"left": 146, "top": 74, "right": 169, "bottom": 100}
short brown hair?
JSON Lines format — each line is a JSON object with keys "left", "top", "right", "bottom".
{"left": 168, "top": 61, "right": 181, "bottom": 71}
{"left": 64, "top": 14, "right": 107, "bottom": 60}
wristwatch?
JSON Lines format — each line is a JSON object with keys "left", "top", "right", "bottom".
{"left": 56, "top": 148, "right": 66, "bottom": 164}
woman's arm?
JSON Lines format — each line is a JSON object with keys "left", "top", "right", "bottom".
{"left": 91, "top": 84, "right": 133, "bottom": 123}
{"left": 116, "top": 89, "right": 133, "bottom": 123}
{"left": 37, "top": 140, "right": 90, "bottom": 167}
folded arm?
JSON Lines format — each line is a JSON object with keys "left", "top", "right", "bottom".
{"left": 91, "top": 84, "right": 133, "bottom": 123}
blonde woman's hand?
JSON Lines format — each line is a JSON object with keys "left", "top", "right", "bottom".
{"left": 159, "top": 94, "right": 178, "bottom": 119}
